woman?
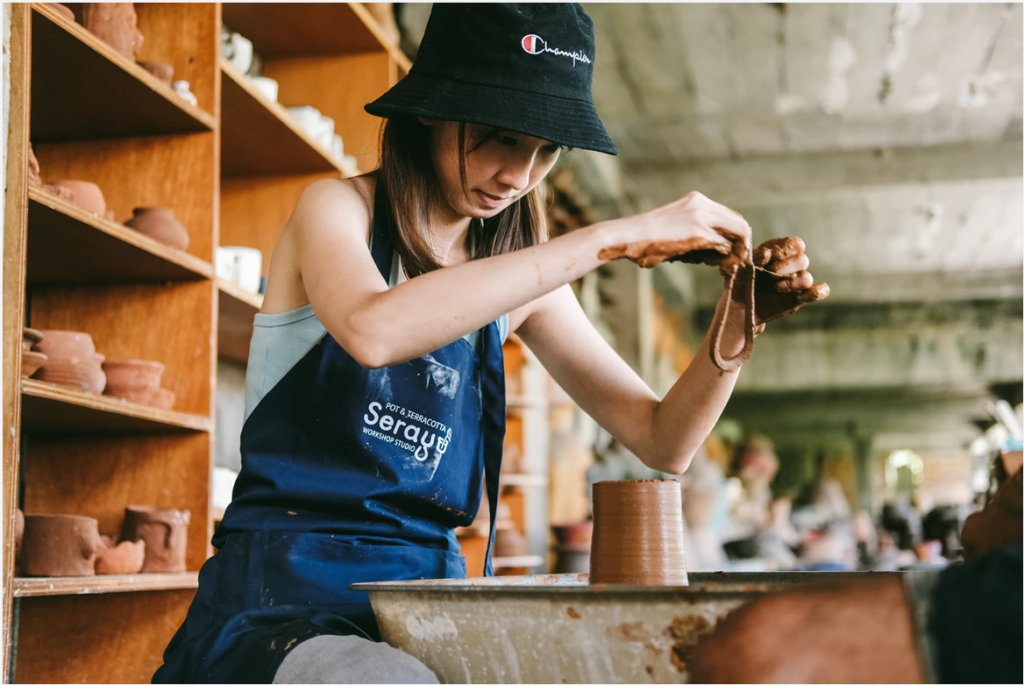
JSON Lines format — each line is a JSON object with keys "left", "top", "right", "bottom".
{"left": 155, "top": 4, "right": 826, "bottom": 683}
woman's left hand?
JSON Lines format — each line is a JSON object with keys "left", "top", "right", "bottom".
{"left": 749, "top": 236, "right": 830, "bottom": 326}
{"left": 717, "top": 236, "right": 829, "bottom": 330}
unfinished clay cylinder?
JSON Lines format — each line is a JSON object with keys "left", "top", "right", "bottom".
{"left": 81, "top": 3, "right": 143, "bottom": 60}
{"left": 22, "top": 514, "right": 102, "bottom": 577}
{"left": 589, "top": 480, "right": 688, "bottom": 585}
{"left": 95, "top": 539, "right": 146, "bottom": 575}
{"left": 125, "top": 207, "right": 190, "bottom": 251}
{"left": 122, "top": 506, "right": 190, "bottom": 573}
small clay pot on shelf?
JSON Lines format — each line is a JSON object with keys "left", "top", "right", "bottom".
{"left": 21, "top": 514, "right": 103, "bottom": 577}
{"left": 103, "top": 360, "right": 165, "bottom": 404}
{"left": 95, "top": 539, "right": 146, "bottom": 575}
{"left": 125, "top": 207, "right": 190, "bottom": 251}
{"left": 122, "top": 506, "right": 191, "bottom": 573}
{"left": 48, "top": 180, "right": 106, "bottom": 216}
{"left": 23, "top": 327, "right": 43, "bottom": 352}
{"left": 138, "top": 60, "right": 174, "bottom": 85}
{"left": 46, "top": 3, "right": 75, "bottom": 22}
{"left": 148, "top": 387, "right": 177, "bottom": 410}
{"left": 81, "top": 3, "right": 143, "bottom": 60}
{"left": 21, "top": 351, "right": 47, "bottom": 379}
{"left": 84, "top": 353, "right": 107, "bottom": 395}
{"left": 589, "top": 480, "right": 688, "bottom": 585}
{"left": 493, "top": 527, "right": 529, "bottom": 558}
{"left": 551, "top": 521, "right": 593, "bottom": 547}
{"left": 33, "top": 330, "right": 98, "bottom": 392}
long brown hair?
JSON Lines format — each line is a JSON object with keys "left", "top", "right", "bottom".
{"left": 374, "top": 115, "right": 551, "bottom": 279}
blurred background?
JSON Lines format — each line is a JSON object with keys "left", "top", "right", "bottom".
{"left": 392, "top": 2, "right": 1023, "bottom": 573}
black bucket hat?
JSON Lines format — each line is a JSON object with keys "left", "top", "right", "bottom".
{"left": 365, "top": 3, "right": 618, "bottom": 155}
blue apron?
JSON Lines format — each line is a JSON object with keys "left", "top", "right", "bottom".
{"left": 154, "top": 180, "right": 507, "bottom": 683}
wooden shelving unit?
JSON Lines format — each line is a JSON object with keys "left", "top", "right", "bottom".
{"left": 220, "top": 59, "right": 346, "bottom": 177}
{"left": 3, "top": 4, "right": 411, "bottom": 682}
{"left": 30, "top": 3, "right": 215, "bottom": 141}
{"left": 27, "top": 187, "right": 213, "bottom": 284}
{"left": 13, "top": 573, "right": 200, "bottom": 598}
{"left": 21, "top": 380, "right": 212, "bottom": 434}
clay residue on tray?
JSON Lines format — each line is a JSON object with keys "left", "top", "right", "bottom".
{"left": 606, "top": 622, "right": 651, "bottom": 643}
{"left": 567, "top": 607, "right": 581, "bottom": 619}
{"left": 665, "top": 614, "right": 715, "bottom": 673}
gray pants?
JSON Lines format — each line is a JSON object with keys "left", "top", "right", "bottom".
{"left": 272, "top": 635, "right": 440, "bottom": 684}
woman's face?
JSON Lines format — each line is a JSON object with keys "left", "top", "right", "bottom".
{"left": 421, "top": 118, "right": 564, "bottom": 219}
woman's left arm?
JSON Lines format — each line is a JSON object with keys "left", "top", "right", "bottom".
{"left": 515, "top": 238, "right": 818, "bottom": 475}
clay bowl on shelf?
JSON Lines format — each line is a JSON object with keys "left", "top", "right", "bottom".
{"left": 33, "top": 330, "right": 97, "bottom": 391}
{"left": 94, "top": 539, "right": 146, "bottom": 575}
{"left": 84, "top": 353, "right": 107, "bottom": 395}
{"left": 21, "top": 514, "right": 103, "bottom": 577}
{"left": 493, "top": 527, "right": 530, "bottom": 558}
{"left": 22, "top": 327, "right": 43, "bottom": 352}
{"left": 48, "top": 180, "right": 106, "bottom": 216}
{"left": 148, "top": 387, "right": 176, "bottom": 410}
{"left": 589, "top": 479, "right": 688, "bottom": 586}
{"left": 21, "top": 350, "right": 47, "bottom": 379}
{"left": 138, "top": 60, "right": 174, "bottom": 85}
{"left": 122, "top": 505, "right": 191, "bottom": 573}
{"left": 102, "top": 360, "right": 165, "bottom": 403}
{"left": 551, "top": 521, "right": 593, "bottom": 547}
{"left": 125, "top": 207, "right": 190, "bottom": 251}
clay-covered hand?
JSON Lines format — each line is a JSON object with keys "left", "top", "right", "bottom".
{"left": 720, "top": 236, "right": 830, "bottom": 327}
{"left": 597, "top": 191, "right": 747, "bottom": 267}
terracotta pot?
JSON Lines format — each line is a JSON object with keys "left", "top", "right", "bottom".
{"left": 15, "top": 509, "right": 25, "bottom": 569}
{"left": 34, "top": 331, "right": 97, "bottom": 391}
{"left": 48, "top": 180, "right": 106, "bottom": 216}
{"left": 95, "top": 539, "right": 146, "bottom": 575}
{"left": 23, "top": 327, "right": 44, "bottom": 352}
{"left": 47, "top": 3, "right": 75, "bottom": 22}
{"left": 122, "top": 506, "right": 190, "bottom": 573}
{"left": 493, "top": 527, "right": 529, "bottom": 558}
{"left": 84, "top": 354, "right": 107, "bottom": 395}
{"left": 42, "top": 182, "right": 74, "bottom": 203}
{"left": 22, "top": 514, "right": 102, "bottom": 577}
{"left": 138, "top": 60, "right": 174, "bottom": 85}
{"left": 102, "top": 360, "right": 164, "bottom": 403}
{"left": 147, "top": 387, "right": 176, "bottom": 410}
{"left": 125, "top": 207, "right": 190, "bottom": 251}
{"left": 82, "top": 3, "right": 143, "bottom": 60}
{"left": 27, "top": 147, "right": 43, "bottom": 188}
{"left": 551, "top": 521, "right": 593, "bottom": 547}
{"left": 589, "top": 480, "right": 688, "bottom": 585}
{"left": 21, "top": 350, "right": 47, "bottom": 379}
{"left": 553, "top": 545, "right": 591, "bottom": 574}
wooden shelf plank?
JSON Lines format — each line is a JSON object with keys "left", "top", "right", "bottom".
{"left": 217, "top": 278, "right": 263, "bottom": 365}
{"left": 13, "top": 573, "right": 199, "bottom": 598}
{"left": 223, "top": 3, "right": 398, "bottom": 59}
{"left": 347, "top": 3, "right": 413, "bottom": 72}
{"left": 506, "top": 395, "right": 549, "bottom": 410}
{"left": 500, "top": 473, "right": 549, "bottom": 488}
{"left": 221, "top": 59, "right": 350, "bottom": 177}
{"left": 26, "top": 187, "right": 213, "bottom": 284}
{"left": 492, "top": 555, "right": 545, "bottom": 569}
{"left": 29, "top": 4, "right": 215, "bottom": 142}
{"left": 21, "top": 379, "right": 211, "bottom": 434}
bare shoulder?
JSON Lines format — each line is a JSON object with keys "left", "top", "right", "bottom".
{"left": 288, "top": 175, "right": 376, "bottom": 244}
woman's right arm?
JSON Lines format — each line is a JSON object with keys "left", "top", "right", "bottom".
{"left": 291, "top": 179, "right": 747, "bottom": 368}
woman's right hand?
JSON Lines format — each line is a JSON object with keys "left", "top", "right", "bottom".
{"left": 598, "top": 191, "right": 750, "bottom": 268}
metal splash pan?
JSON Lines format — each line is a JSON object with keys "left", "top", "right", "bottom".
{"left": 353, "top": 572, "right": 897, "bottom": 683}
